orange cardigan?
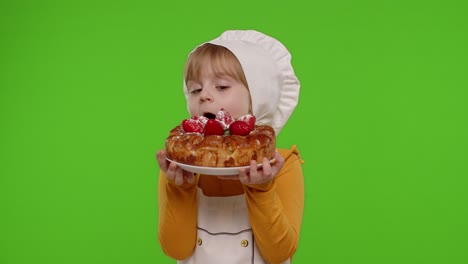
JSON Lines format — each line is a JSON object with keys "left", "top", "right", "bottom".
{"left": 158, "top": 145, "right": 304, "bottom": 263}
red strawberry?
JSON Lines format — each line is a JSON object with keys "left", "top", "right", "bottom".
{"left": 203, "top": 119, "right": 224, "bottom": 136}
{"left": 229, "top": 120, "right": 252, "bottom": 136}
{"left": 215, "top": 108, "right": 233, "bottom": 129}
{"left": 238, "top": 114, "right": 256, "bottom": 129}
{"left": 182, "top": 119, "right": 203, "bottom": 133}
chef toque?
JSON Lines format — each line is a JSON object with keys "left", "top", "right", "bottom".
{"left": 183, "top": 30, "right": 300, "bottom": 135}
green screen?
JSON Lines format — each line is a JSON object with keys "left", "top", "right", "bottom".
{"left": 1, "top": 0, "right": 467, "bottom": 263}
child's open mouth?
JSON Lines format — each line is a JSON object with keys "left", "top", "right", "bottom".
{"left": 203, "top": 112, "right": 216, "bottom": 119}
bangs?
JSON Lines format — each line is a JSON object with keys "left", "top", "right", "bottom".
{"left": 184, "top": 43, "right": 248, "bottom": 87}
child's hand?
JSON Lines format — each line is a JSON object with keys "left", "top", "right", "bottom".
{"left": 156, "top": 150, "right": 196, "bottom": 186}
{"left": 239, "top": 151, "right": 285, "bottom": 185}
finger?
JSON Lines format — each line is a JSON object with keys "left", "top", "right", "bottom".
{"left": 156, "top": 150, "right": 169, "bottom": 172}
{"left": 184, "top": 171, "right": 195, "bottom": 184}
{"left": 166, "top": 162, "right": 177, "bottom": 181}
{"left": 174, "top": 166, "right": 184, "bottom": 186}
{"left": 271, "top": 151, "right": 285, "bottom": 174}
{"left": 186, "top": 173, "right": 195, "bottom": 184}
{"left": 275, "top": 150, "right": 285, "bottom": 165}
{"left": 238, "top": 168, "right": 250, "bottom": 184}
{"left": 248, "top": 160, "right": 259, "bottom": 183}
{"left": 262, "top": 157, "right": 272, "bottom": 177}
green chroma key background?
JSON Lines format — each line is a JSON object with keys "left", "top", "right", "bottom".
{"left": 1, "top": 0, "right": 467, "bottom": 263}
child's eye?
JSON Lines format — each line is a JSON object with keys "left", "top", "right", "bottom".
{"left": 217, "top": 86, "right": 230, "bottom": 90}
{"left": 190, "top": 89, "right": 202, "bottom": 94}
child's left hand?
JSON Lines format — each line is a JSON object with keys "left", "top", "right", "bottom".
{"left": 238, "top": 151, "right": 284, "bottom": 185}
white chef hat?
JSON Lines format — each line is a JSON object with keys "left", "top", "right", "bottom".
{"left": 183, "top": 30, "right": 300, "bottom": 135}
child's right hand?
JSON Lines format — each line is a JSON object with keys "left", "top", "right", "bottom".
{"left": 156, "top": 150, "right": 196, "bottom": 186}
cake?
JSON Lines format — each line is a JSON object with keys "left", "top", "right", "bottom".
{"left": 165, "top": 109, "right": 276, "bottom": 167}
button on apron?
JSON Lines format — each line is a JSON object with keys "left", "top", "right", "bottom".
{"left": 241, "top": 240, "right": 249, "bottom": 247}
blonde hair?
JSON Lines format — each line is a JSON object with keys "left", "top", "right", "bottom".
{"left": 184, "top": 43, "right": 249, "bottom": 88}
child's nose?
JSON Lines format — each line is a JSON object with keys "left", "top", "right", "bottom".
{"left": 200, "top": 90, "right": 213, "bottom": 102}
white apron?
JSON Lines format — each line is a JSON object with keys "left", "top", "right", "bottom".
{"left": 178, "top": 188, "right": 291, "bottom": 264}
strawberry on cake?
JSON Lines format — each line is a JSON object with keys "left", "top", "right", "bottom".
{"left": 165, "top": 109, "right": 276, "bottom": 168}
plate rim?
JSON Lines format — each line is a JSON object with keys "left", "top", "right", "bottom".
{"left": 165, "top": 157, "right": 275, "bottom": 176}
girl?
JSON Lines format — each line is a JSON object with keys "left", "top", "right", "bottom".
{"left": 156, "top": 30, "right": 304, "bottom": 264}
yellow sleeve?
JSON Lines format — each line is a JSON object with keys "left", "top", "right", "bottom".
{"left": 243, "top": 145, "right": 304, "bottom": 264}
{"left": 157, "top": 171, "right": 199, "bottom": 260}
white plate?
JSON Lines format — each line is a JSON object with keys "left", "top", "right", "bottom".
{"left": 166, "top": 158, "right": 276, "bottom": 176}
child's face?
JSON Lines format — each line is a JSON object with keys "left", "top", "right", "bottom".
{"left": 186, "top": 70, "right": 251, "bottom": 119}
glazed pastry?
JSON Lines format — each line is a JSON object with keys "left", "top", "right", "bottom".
{"left": 165, "top": 109, "right": 276, "bottom": 167}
